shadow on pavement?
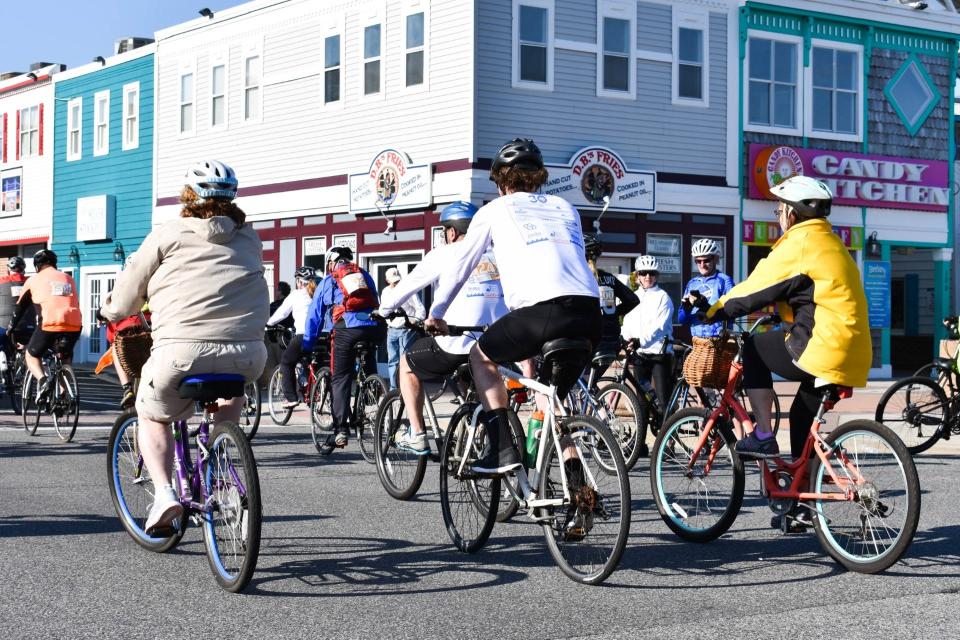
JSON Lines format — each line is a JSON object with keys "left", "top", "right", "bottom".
{"left": 0, "top": 512, "right": 123, "bottom": 538}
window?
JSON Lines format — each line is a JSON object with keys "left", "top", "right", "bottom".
{"left": 211, "top": 63, "right": 226, "bottom": 128}
{"left": 324, "top": 34, "right": 341, "bottom": 104}
{"left": 673, "top": 9, "right": 708, "bottom": 106}
{"left": 405, "top": 11, "right": 425, "bottom": 87}
{"left": 363, "top": 23, "right": 382, "bottom": 96}
{"left": 179, "top": 70, "right": 195, "bottom": 134}
{"left": 94, "top": 90, "right": 109, "bottom": 156}
{"left": 884, "top": 56, "right": 939, "bottom": 137}
{"left": 122, "top": 82, "right": 139, "bottom": 150}
{"left": 244, "top": 55, "right": 260, "bottom": 121}
{"left": 808, "top": 41, "right": 861, "bottom": 140}
{"left": 512, "top": 0, "right": 554, "bottom": 90}
{"left": 646, "top": 233, "right": 683, "bottom": 308}
{"left": 19, "top": 105, "right": 39, "bottom": 158}
{"left": 745, "top": 33, "right": 801, "bottom": 134}
{"left": 67, "top": 97, "right": 82, "bottom": 161}
{"left": 602, "top": 18, "right": 630, "bottom": 91}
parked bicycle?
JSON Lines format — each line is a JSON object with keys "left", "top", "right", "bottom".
{"left": 22, "top": 349, "right": 80, "bottom": 443}
{"left": 650, "top": 315, "right": 919, "bottom": 573}
{"left": 107, "top": 373, "right": 262, "bottom": 592}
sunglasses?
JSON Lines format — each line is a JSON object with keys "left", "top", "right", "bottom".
{"left": 694, "top": 258, "right": 714, "bottom": 265}
{"left": 637, "top": 271, "right": 657, "bottom": 277}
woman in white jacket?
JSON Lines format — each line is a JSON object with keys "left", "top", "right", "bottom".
{"left": 621, "top": 255, "right": 675, "bottom": 447}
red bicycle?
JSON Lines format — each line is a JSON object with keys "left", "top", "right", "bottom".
{"left": 650, "top": 315, "right": 920, "bottom": 573}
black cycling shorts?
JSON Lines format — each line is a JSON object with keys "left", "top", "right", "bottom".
{"left": 27, "top": 329, "right": 81, "bottom": 361}
{"left": 405, "top": 337, "right": 468, "bottom": 381}
{"left": 477, "top": 295, "right": 602, "bottom": 365}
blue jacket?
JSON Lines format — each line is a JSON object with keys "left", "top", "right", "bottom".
{"left": 303, "top": 265, "right": 379, "bottom": 351}
{"left": 678, "top": 271, "right": 735, "bottom": 337}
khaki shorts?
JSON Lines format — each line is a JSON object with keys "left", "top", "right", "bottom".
{"left": 136, "top": 340, "right": 267, "bottom": 423}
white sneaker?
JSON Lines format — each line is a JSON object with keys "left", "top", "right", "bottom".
{"left": 145, "top": 484, "right": 184, "bottom": 537}
{"left": 395, "top": 428, "right": 429, "bottom": 455}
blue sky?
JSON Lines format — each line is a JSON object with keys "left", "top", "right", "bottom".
{"left": 0, "top": 0, "right": 238, "bottom": 72}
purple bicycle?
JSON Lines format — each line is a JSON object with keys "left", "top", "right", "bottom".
{"left": 106, "top": 373, "right": 262, "bottom": 592}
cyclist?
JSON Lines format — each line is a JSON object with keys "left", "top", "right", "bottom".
{"left": 383, "top": 266, "right": 425, "bottom": 389}
{"left": 583, "top": 233, "right": 638, "bottom": 376}
{"left": 702, "top": 175, "right": 871, "bottom": 529}
{"left": 378, "top": 200, "right": 507, "bottom": 454}
{"left": 678, "top": 238, "right": 734, "bottom": 337}
{"left": 426, "top": 138, "right": 601, "bottom": 474}
{"left": 303, "top": 245, "right": 383, "bottom": 455}
{"left": 267, "top": 265, "right": 316, "bottom": 410}
{"left": 11, "top": 250, "right": 82, "bottom": 402}
{"left": 0, "top": 256, "right": 31, "bottom": 365}
{"left": 621, "top": 255, "right": 675, "bottom": 452}
{"left": 100, "top": 159, "right": 269, "bottom": 536}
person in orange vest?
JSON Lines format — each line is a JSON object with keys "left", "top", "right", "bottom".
{"left": 10, "top": 249, "right": 83, "bottom": 402}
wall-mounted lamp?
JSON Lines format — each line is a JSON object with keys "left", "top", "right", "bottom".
{"left": 112, "top": 242, "right": 125, "bottom": 263}
{"left": 199, "top": 7, "right": 214, "bottom": 18}
{"left": 866, "top": 231, "right": 882, "bottom": 260}
{"left": 25, "top": 72, "right": 37, "bottom": 81}
{"left": 69, "top": 246, "right": 80, "bottom": 266}
{"left": 92, "top": 56, "right": 106, "bottom": 66}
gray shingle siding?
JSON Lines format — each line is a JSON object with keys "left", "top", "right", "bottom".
{"left": 637, "top": 1, "right": 671, "bottom": 53}
{"left": 556, "top": 0, "right": 596, "bottom": 42}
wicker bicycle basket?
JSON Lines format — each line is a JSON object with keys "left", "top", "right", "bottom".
{"left": 114, "top": 325, "right": 153, "bottom": 380}
{"left": 682, "top": 336, "right": 738, "bottom": 389}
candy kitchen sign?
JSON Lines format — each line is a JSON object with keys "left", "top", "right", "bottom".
{"left": 543, "top": 147, "right": 656, "bottom": 213}
{"left": 349, "top": 149, "right": 432, "bottom": 214}
{"left": 749, "top": 144, "right": 948, "bottom": 212}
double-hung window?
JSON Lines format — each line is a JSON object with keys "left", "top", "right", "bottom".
{"left": 179, "top": 68, "right": 195, "bottom": 135}
{"left": 363, "top": 22, "right": 382, "bottom": 96}
{"left": 94, "top": 90, "right": 109, "bottom": 156}
{"left": 210, "top": 61, "right": 227, "bottom": 129}
{"left": 324, "top": 34, "right": 342, "bottom": 104}
{"left": 673, "top": 9, "right": 708, "bottom": 105}
{"left": 597, "top": 1, "right": 634, "bottom": 98}
{"left": 19, "top": 105, "right": 39, "bottom": 158}
{"left": 122, "top": 83, "right": 139, "bottom": 150}
{"left": 512, "top": 0, "right": 553, "bottom": 90}
{"left": 405, "top": 10, "right": 426, "bottom": 88}
{"left": 745, "top": 33, "right": 801, "bottom": 134}
{"left": 243, "top": 55, "right": 261, "bottom": 121}
{"left": 807, "top": 41, "right": 862, "bottom": 141}
{"left": 67, "top": 97, "right": 82, "bottom": 161}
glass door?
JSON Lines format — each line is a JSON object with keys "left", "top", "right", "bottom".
{"left": 80, "top": 270, "right": 118, "bottom": 363}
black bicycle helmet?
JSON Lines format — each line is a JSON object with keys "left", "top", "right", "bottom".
{"left": 583, "top": 233, "right": 603, "bottom": 261}
{"left": 33, "top": 249, "right": 57, "bottom": 271}
{"left": 489, "top": 138, "right": 544, "bottom": 179}
{"left": 6, "top": 256, "right": 25, "bottom": 272}
{"left": 295, "top": 265, "right": 316, "bottom": 281}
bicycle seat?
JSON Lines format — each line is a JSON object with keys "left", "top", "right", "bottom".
{"left": 353, "top": 341, "right": 373, "bottom": 354}
{"left": 540, "top": 338, "right": 593, "bottom": 397}
{"left": 815, "top": 381, "right": 853, "bottom": 407}
{"left": 934, "top": 357, "right": 953, "bottom": 368}
{"left": 177, "top": 373, "right": 246, "bottom": 402}
{"left": 592, "top": 352, "right": 615, "bottom": 368}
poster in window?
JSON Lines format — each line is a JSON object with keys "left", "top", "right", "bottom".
{"left": 0, "top": 168, "right": 22, "bottom": 218}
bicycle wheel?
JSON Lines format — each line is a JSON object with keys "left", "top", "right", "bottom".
{"left": 373, "top": 389, "right": 428, "bottom": 500}
{"left": 310, "top": 368, "right": 333, "bottom": 452}
{"left": 356, "top": 375, "right": 388, "bottom": 464}
{"left": 467, "top": 408, "right": 523, "bottom": 523}
{"left": 913, "top": 362, "right": 955, "bottom": 397}
{"left": 809, "top": 420, "right": 920, "bottom": 574}
{"left": 8, "top": 357, "right": 24, "bottom": 415}
{"left": 650, "top": 407, "right": 744, "bottom": 542}
{"left": 21, "top": 374, "right": 40, "bottom": 436}
{"left": 592, "top": 381, "right": 644, "bottom": 471}
{"left": 107, "top": 409, "right": 186, "bottom": 553}
{"left": 239, "top": 381, "right": 261, "bottom": 439}
{"left": 875, "top": 376, "right": 948, "bottom": 455}
{"left": 266, "top": 366, "right": 293, "bottom": 425}
{"left": 202, "top": 420, "right": 262, "bottom": 592}
{"left": 539, "top": 415, "right": 631, "bottom": 585}
{"left": 52, "top": 367, "right": 80, "bottom": 443}
{"left": 439, "top": 402, "right": 499, "bottom": 553}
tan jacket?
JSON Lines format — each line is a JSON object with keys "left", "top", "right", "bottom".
{"left": 101, "top": 216, "right": 269, "bottom": 345}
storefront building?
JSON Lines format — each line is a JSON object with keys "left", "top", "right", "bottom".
{"left": 51, "top": 42, "right": 155, "bottom": 363}
{"left": 0, "top": 64, "right": 64, "bottom": 271}
{"left": 738, "top": 1, "right": 958, "bottom": 376}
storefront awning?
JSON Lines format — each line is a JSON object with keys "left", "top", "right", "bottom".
{"left": 0, "top": 234, "right": 47, "bottom": 247}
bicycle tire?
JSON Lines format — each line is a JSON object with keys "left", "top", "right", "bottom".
{"left": 266, "top": 366, "right": 293, "bottom": 425}
{"left": 202, "top": 420, "right": 262, "bottom": 592}
{"left": 52, "top": 367, "right": 79, "bottom": 443}
{"left": 913, "top": 362, "right": 955, "bottom": 397}
{"left": 373, "top": 389, "right": 428, "bottom": 500}
{"left": 650, "top": 407, "right": 744, "bottom": 543}
{"left": 494, "top": 410, "right": 524, "bottom": 522}
{"left": 875, "top": 376, "right": 948, "bottom": 455}
{"left": 9, "top": 355, "right": 24, "bottom": 415}
{"left": 107, "top": 409, "right": 186, "bottom": 553}
{"left": 539, "top": 414, "right": 631, "bottom": 585}
{"left": 439, "top": 402, "right": 499, "bottom": 553}
{"left": 239, "top": 381, "right": 261, "bottom": 439}
{"left": 310, "top": 368, "right": 334, "bottom": 452}
{"left": 357, "top": 375, "right": 388, "bottom": 464}
{"left": 22, "top": 374, "right": 40, "bottom": 436}
{"left": 592, "top": 381, "right": 644, "bottom": 471}
{"left": 809, "top": 419, "right": 920, "bottom": 574}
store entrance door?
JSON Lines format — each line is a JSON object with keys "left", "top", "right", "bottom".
{"left": 79, "top": 268, "right": 119, "bottom": 363}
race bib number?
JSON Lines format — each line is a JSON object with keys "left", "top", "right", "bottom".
{"left": 599, "top": 285, "right": 616, "bottom": 314}
{"left": 50, "top": 282, "right": 74, "bottom": 297}
{"left": 511, "top": 199, "right": 581, "bottom": 247}
{"left": 10, "top": 285, "right": 22, "bottom": 297}
{"left": 339, "top": 272, "right": 368, "bottom": 295}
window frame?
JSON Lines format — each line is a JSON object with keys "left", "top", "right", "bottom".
{"left": 93, "top": 90, "right": 110, "bottom": 157}
{"left": 66, "top": 96, "right": 82, "bottom": 161}
{"left": 596, "top": 0, "right": 636, "bottom": 100}
{"left": 511, "top": 0, "right": 555, "bottom": 92}
{"left": 322, "top": 16, "right": 345, "bottom": 109}
{"left": 743, "top": 30, "right": 803, "bottom": 137}
{"left": 209, "top": 51, "right": 229, "bottom": 131}
{"left": 178, "top": 61, "right": 197, "bottom": 138}
{"left": 121, "top": 82, "right": 139, "bottom": 151}
{"left": 242, "top": 43, "right": 262, "bottom": 123}
{"left": 672, "top": 8, "right": 709, "bottom": 107}
{"left": 805, "top": 38, "right": 863, "bottom": 143}
{"left": 19, "top": 105, "right": 39, "bottom": 158}
{"left": 403, "top": 1, "right": 429, "bottom": 92}
{"left": 361, "top": 8, "right": 385, "bottom": 99}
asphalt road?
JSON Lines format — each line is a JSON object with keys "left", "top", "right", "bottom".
{"left": 1, "top": 370, "right": 958, "bottom": 639}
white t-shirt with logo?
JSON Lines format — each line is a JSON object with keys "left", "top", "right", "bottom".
{"left": 431, "top": 192, "right": 599, "bottom": 318}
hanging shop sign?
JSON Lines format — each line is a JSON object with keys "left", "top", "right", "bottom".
{"left": 863, "top": 261, "right": 891, "bottom": 329}
{"left": 743, "top": 220, "right": 863, "bottom": 249}
{"left": 0, "top": 168, "right": 22, "bottom": 218}
{"left": 543, "top": 147, "right": 656, "bottom": 213}
{"left": 749, "top": 145, "right": 948, "bottom": 213}
{"left": 349, "top": 149, "right": 432, "bottom": 215}
{"left": 76, "top": 194, "right": 116, "bottom": 242}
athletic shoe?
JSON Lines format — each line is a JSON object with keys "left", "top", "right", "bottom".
{"left": 334, "top": 431, "right": 348, "bottom": 448}
{"left": 35, "top": 376, "right": 50, "bottom": 402}
{"left": 145, "top": 485, "right": 184, "bottom": 537}
{"left": 395, "top": 428, "right": 429, "bottom": 455}
{"left": 281, "top": 399, "right": 299, "bottom": 410}
{"left": 771, "top": 506, "right": 812, "bottom": 534}
{"left": 734, "top": 432, "right": 780, "bottom": 459}
{"left": 471, "top": 445, "right": 522, "bottom": 475}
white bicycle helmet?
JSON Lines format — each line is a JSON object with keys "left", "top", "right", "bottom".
{"left": 325, "top": 246, "right": 353, "bottom": 264}
{"left": 185, "top": 160, "right": 239, "bottom": 201}
{"left": 770, "top": 175, "right": 833, "bottom": 218}
{"left": 691, "top": 238, "right": 721, "bottom": 258}
{"left": 634, "top": 255, "right": 660, "bottom": 272}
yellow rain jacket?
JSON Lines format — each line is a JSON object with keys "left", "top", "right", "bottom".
{"left": 707, "top": 218, "right": 872, "bottom": 387}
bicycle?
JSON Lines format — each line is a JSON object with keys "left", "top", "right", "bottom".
{"left": 266, "top": 332, "right": 328, "bottom": 427}
{"left": 439, "top": 329, "right": 631, "bottom": 585}
{"left": 107, "top": 373, "right": 262, "bottom": 592}
{"left": 3, "top": 344, "right": 27, "bottom": 415}
{"left": 650, "top": 315, "right": 920, "bottom": 573}
{"left": 22, "top": 349, "right": 80, "bottom": 443}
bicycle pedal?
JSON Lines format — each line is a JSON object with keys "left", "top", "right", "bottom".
{"left": 189, "top": 514, "right": 203, "bottom": 527}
